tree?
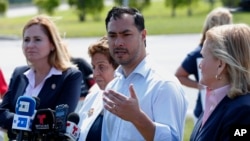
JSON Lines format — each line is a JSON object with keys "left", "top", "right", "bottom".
{"left": 68, "top": 0, "right": 104, "bottom": 22}
{"left": 206, "top": 0, "right": 216, "bottom": 10}
{"left": 85, "top": 0, "right": 104, "bottom": 21}
{"left": 165, "top": 0, "right": 199, "bottom": 17}
{"left": 33, "top": 0, "right": 60, "bottom": 15}
{"left": 0, "top": 0, "right": 8, "bottom": 16}
{"left": 114, "top": 0, "right": 151, "bottom": 12}
{"left": 165, "top": 0, "right": 185, "bottom": 17}
{"left": 186, "top": 0, "right": 199, "bottom": 16}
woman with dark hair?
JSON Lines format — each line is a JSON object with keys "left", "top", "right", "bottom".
{"left": 78, "top": 36, "right": 118, "bottom": 141}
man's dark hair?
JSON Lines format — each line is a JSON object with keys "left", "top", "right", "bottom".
{"left": 105, "top": 6, "right": 145, "bottom": 32}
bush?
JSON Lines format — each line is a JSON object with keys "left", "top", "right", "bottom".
{"left": 33, "top": 0, "right": 60, "bottom": 15}
{"left": 0, "top": 0, "right": 8, "bottom": 15}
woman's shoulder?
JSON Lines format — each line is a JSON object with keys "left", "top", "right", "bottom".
{"left": 11, "top": 65, "right": 29, "bottom": 77}
{"left": 14, "top": 65, "right": 29, "bottom": 72}
{"left": 63, "top": 67, "right": 82, "bottom": 77}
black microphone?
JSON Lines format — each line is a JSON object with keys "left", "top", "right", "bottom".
{"left": 32, "top": 108, "right": 56, "bottom": 140}
{"left": 55, "top": 104, "right": 69, "bottom": 133}
{"left": 12, "top": 96, "right": 37, "bottom": 141}
{"left": 32, "top": 96, "right": 40, "bottom": 109}
{"left": 64, "top": 112, "right": 81, "bottom": 141}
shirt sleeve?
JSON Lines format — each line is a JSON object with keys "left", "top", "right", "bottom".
{"left": 152, "top": 81, "right": 188, "bottom": 141}
{"left": 0, "top": 69, "right": 8, "bottom": 96}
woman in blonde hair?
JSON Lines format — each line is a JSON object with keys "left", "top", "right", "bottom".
{"left": 175, "top": 7, "right": 233, "bottom": 123}
{"left": 0, "top": 15, "right": 82, "bottom": 140}
{"left": 190, "top": 23, "right": 250, "bottom": 141}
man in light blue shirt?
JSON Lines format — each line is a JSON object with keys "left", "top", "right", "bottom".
{"left": 102, "top": 6, "right": 188, "bottom": 141}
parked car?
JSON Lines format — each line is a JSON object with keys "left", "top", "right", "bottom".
{"left": 230, "top": 0, "right": 250, "bottom": 12}
{"left": 71, "top": 57, "right": 95, "bottom": 98}
{"left": 239, "top": 0, "right": 250, "bottom": 11}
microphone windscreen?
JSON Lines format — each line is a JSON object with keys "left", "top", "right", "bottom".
{"left": 65, "top": 121, "right": 80, "bottom": 141}
{"left": 32, "top": 109, "right": 55, "bottom": 133}
{"left": 67, "top": 113, "right": 80, "bottom": 125}
{"left": 32, "top": 97, "right": 40, "bottom": 109}
{"left": 15, "top": 96, "right": 36, "bottom": 116}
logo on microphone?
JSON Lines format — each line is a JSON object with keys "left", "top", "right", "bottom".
{"left": 15, "top": 96, "right": 36, "bottom": 116}
{"left": 32, "top": 109, "right": 56, "bottom": 133}
{"left": 66, "top": 122, "right": 80, "bottom": 137}
{"left": 12, "top": 115, "right": 32, "bottom": 131}
{"left": 35, "top": 114, "right": 50, "bottom": 129}
{"left": 17, "top": 117, "right": 28, "bottom": 128}
{"left": 38, "top": 114, "right": 46, "bottom": 124}
{"left": 12, "top": 96, "right": 36, "bottom": 131}
{"left": 18, "top": 101, "right": 30, "bottom": 112}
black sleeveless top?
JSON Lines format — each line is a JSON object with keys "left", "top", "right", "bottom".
{"left": 86, "top": 114, "right": 103, "bottom": 141}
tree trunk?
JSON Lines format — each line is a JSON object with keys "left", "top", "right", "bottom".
{"left": 78, "top": 13, "right": 86, "bottom": 22}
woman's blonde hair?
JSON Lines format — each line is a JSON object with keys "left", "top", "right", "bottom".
{"left": 200, "top": 7, "right": 233, "bottom": 46}
{"left": 22, "top": 14, "right": 74, "bottom": 71}
{"left": 206, "top": 23, "right": 250, "bottom": 98}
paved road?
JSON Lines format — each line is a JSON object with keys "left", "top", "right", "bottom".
{"left": 0, "top": 34, "right": 201, "bottom": 117}
{"left": 6, "top": 0, "right": 113, "bottom": 18}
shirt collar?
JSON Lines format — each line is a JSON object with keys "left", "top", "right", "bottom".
{"left": 207, "top": 84, "right": 230, "bottom": 101}
{"left": 24, "top": 67, "right": 62, "bottom": 79}
{"left": 116, "top": 56, "right": 150, "bottom": 78}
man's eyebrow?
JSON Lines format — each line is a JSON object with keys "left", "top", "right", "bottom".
{"left": 108, "top": 29, "right": 131, "bottom": 35}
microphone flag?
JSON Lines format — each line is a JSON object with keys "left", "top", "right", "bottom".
{"left": 12, "top": 96, "right": 36, "bottom": 131}
{"left": 64, "top": 112, "right": 80, "bottom": 141}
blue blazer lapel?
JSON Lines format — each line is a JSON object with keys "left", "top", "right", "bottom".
{"left": 190, "top": 114, "right": 203, "bottom": 141}
{"left": 13, "top": 74, "right": 28, "bottom": 103}
{"left": 193, "top": 96, "right": 231, "bottom": 140}
{"left": 202, "top": 96, "right": 230, "bottom": 128}
{"left": 37, "top": 75, "right": 64, "bottom": 109}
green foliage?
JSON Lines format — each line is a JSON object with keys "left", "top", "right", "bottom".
{"left": 0, "top": 0, "right": 8, "bottom": 15}
{"left": 33, "top": 0, "right": 60, "bottom": 15}
{"left": 0, "top": 0, "right": 250, "bottom": 38}
{"left": 220, "top": 0, "right": 240, "bottom": 7}
{"left": 68, "top": 0, "right": 76, "bottom": 7}
{"left": 85, "top": 0, "right": 104, "bottom": 21}
{"left": 114, "top": 0, "right": 151, "bottom": 11}
{"left": 184, "top": 117, "right": 194, "bottom": 141}
{"left": 70, "top": 0, "right": 104, "bottom": 21}
{"left": 165, "top": 0, "right": 200, "bottom": 17}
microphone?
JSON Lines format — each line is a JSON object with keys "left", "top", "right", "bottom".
{"left": 64, "top": 112, "right": 80, "bottom": 141}
{"left": 32, "top": 96, "right": 40, "bottom": 109}
{"left": 55, "top": 104, "right": 69, "bottom": 133}
{"left": 12, "top": 96, "right": 36, "bottom": 141}
{"left": 32, "top": 108, "right": 56, "bottom": 140}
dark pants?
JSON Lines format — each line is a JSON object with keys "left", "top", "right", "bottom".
{"left": 194, "top": 93, "right": 203, "bottom": 118}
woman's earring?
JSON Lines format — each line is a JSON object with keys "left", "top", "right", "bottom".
{"left": 215, "top": 75, "right": 222, "bottom": 80}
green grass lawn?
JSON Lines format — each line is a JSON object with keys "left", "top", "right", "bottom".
{"left": 0, "top": 0, "right": 249, "bottom": 38}
{"left": 184, "top": 117, "right": 195, "bottom": 141}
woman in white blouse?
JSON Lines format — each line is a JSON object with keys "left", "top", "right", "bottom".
{"left": 77, "top": 36, "right": 118, "bottom": 141}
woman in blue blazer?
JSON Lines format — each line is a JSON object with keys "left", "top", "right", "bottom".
{"left": 190, "top": 24, "right": 250, "bottom": 141}
{"left": 0, "top": 15, "right": 82, "bottom": 140}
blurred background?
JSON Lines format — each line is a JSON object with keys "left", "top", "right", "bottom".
{"left": 0, "top": 0, "right": 249, "bottom": 38}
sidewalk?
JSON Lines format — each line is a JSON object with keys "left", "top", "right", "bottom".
{"left": 6, "top": 3, "right": 69, "bottom": 18}
{"left": 6, "top": 0, "right": 114, "bottom": 18}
